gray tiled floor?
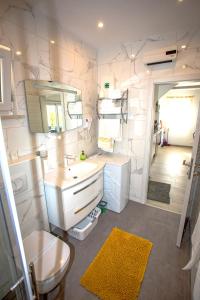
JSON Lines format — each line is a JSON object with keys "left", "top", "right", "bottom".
{"left": 49, "top": 201, "right": 191, "bottom": 300}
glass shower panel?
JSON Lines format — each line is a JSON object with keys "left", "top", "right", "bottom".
{"left": 0, "top": 59, "right": 2, "bottom": 103}
{"left": 0, "top": 176, "right": 27, "bottom": 299}
{"left": 0, "top": 194, "right": 23, "bottom": 299}
{"left": 0, "top": 120, "right": 32, "bottom": 299}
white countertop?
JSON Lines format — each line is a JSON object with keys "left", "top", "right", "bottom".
{"left": 44, "top": 153, "right": 130, "bottom": 190}
{"left": 88, "top": 152, "right": 130, "bottom": 166}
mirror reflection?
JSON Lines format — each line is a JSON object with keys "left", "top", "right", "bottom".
{"left": 24, "top": 80, "right": 83, "bottom": 133}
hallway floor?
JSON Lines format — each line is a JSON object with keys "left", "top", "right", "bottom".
{"left": 147, "top": 145, "right": 192, "bottom": 214}
{"left": 48, "top": 201, "right": 190, "bottom": 300}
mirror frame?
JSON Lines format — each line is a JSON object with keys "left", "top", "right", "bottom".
{"left": 24, "top": 80, "right": 83, "bottom": 133}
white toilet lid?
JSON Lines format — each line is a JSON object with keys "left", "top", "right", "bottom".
{"left": 23, "top": 231, "right": 70, "bottom": 282}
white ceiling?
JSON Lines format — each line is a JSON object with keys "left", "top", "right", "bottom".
{"left": 36, "top": 0, "right": 200, "bottom": 49}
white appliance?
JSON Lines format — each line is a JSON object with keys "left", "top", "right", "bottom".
{"left": 102, "top": 155, "right": 131, "bottom": 213}
{"left": 143, "top": 47, "right": 177, "bottom": 66}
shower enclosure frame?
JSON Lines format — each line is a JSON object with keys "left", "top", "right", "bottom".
{"left": 0, "top": 117, "right": 33, "bottom": 299}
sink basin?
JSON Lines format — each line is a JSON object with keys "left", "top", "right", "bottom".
{"left": 64, "top": 162, "right": 98, "bottom": 179}
{"left": 44, "top": 160, "right": 105, "bottom": 190}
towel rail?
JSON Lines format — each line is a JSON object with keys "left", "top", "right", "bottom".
{"left": 97, "top": 89, "right": 128, "bottom": 124}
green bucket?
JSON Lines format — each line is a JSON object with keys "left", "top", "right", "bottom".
{"left": 98, "top": 201, "right": 107, "bottom": 214}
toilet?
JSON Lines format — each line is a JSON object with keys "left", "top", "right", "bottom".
{"left": 23, "top": 230, "right": 70, "bottom": 294}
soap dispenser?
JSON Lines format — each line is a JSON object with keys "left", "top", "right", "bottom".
{"left": 80, "top": 150, "right": 87, "bottom": 161}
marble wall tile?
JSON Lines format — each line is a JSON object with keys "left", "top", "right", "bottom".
{"left": 8, "top": 157, "right": 49, "bottom": 239}
{"left": 6, "top": 126, "right": 35, "bottom": 156}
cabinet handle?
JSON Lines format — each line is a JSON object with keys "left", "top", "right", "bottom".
{"left": 74, "top": 193, "right": 101, "bottom": 214}
{"left": 73, "top": 175, "right": 101, "bottom": 195}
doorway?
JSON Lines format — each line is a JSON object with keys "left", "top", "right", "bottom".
{"left": 147, "top": 80, "right": 200, "bottom": 214}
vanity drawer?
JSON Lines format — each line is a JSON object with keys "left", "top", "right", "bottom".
{"left": 63, "top": 190, "right": 103, "bottom": 230}
{"left": 61, "top": 171, "right": 103, "bottom": 230}
{"left": 62, "top": 171, "right": 103, "bottom": 211}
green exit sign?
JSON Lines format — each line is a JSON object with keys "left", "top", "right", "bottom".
{"left": 104, "top": 82, "right": 110, "bottom": 89}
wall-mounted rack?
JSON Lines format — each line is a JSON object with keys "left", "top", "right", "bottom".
{"left": 97, "top": 89, "right": 128, "bottom": 123}
{"left": 67, "top": 100, "right": 83, "bottom": 119}
{"left": 68, "top": 114, "right": 83, "bottom": 119}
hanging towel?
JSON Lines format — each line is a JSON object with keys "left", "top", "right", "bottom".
{"left": 99, "top": 99, "right": 121, "bottom": 114}
{"left": 98, "top": 119, "right": 122, "bottom": 140}
{"left": 98, "top": 137, "right": 114, "bottom": 153}
{"left": 183, "top": 211, "right": 200, "bottom": 271}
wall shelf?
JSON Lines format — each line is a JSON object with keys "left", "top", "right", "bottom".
{"left": 8, "top": 153, "right": 37, "bottom": 167}
{"left": 1, "top": 114, "right": 25, "bottom": 120}
{"left": 97, "top": 89, "right": 128, "bottom": 123}
{"left": 98, "top": 113, "right": 128, "bottom": 119}
{"left": 68, "top": 113, "right": 83, "bottom": 119}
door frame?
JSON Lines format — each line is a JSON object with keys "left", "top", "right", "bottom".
{"left": 176, "top": 103, "right": 200, "bottom": 247}
{"left": 143, "top": 73, "right": 200, "bottom": 205}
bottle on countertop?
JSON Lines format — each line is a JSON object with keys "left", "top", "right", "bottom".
{"left": 80, "top": 150, "right": 87, "bottom": 161}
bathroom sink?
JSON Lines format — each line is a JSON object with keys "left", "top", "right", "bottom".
{"left": 44, "top": 160, "right": 105, "bottom": 190}
{"left": 64, "top": 162, "right": 98, "bottom": 179}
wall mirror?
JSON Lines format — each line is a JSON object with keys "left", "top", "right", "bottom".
{"left": 24, "top": 80, "right": 83, "bottom": 133}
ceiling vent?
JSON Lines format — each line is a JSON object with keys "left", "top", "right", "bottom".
{"left": 143, "top": 47, "right": 177, "bottom": 66}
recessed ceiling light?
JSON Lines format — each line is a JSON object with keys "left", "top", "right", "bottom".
{"left": 131, "top": 54, "right": 135, "bottom": 58}
{"left": 50, "top": 40, "right": 55, "bottom": 44}
{"left": 16, "top": 51, "right": 22, "bottom": 56}
{"left": 98, "top": 21, "right": 104, "bottom": 29}
{"left": 182, "top": 64, "right": 187, "bottom": 69}
{"left": 146, "top": 70, "right": 150, "bottom": 74}
{"left": 178, "top": 0, "right": 183, "bottom": 2}
{"left": 181, "top": 45, "right": 187, "bottom": 49}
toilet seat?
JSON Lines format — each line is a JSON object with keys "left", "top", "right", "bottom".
{"left": 23, "top": 230, "right": 70, "bottom": 294}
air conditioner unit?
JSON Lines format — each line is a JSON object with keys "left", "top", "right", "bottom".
{"left": 143, "top": 47, "right": 177, "bottom": 66}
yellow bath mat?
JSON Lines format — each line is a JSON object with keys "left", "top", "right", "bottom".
{"left": 80, "top": 227, "right": 153, "bottom": 300}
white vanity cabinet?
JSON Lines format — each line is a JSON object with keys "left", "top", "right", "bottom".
{"left": 101, "top": 155, "right": 131, "bottom": 213}
{"left": 44, "top": 170, "right": 103, "bottom": 231}
{"left": 0, "top": 47, "right": 12, "bottom": 112}
{"left": 91, "top": 152, "right": 131, "bottom": 213}
{"left": 88, "top": 153, "right": 131, "bottom": 213}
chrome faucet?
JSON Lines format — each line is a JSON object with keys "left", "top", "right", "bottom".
{"left": 64, "top": 154, "right": 76, "bottom": 166}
